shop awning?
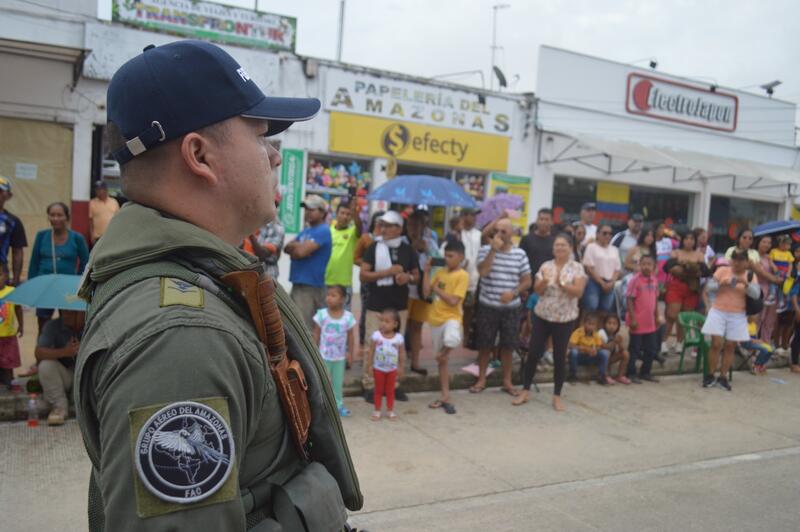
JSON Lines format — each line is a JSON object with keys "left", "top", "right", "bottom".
{"left": 0, "top": 38, "right": 90, "bottom": 87}
{"left": 538, "top": 129, "right": 800, "bottom": 193}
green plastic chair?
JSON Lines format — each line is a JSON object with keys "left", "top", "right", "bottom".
{"left": 677, "top": 311, "right": 707, "bottom": 374}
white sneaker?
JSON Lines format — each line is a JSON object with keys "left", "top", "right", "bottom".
{"left": 672, "top": 341, "right": 683, "bottom": 354}
{"left": 544, "top": 350, "right": 554, "bottom": 365}
{"left": 660, "top": 342, "right": 669, "bottom": 355}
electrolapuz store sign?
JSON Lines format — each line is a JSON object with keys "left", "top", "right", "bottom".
{"left": 625, "top": 73, "right": 739, "bottom": 132}
{"left": 113, "top": 0, "right": 296, "bottom": 52}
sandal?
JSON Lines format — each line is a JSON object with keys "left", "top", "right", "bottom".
{"left": 387, "top": 411, "right": 398, "bottom": 421}
{"left": 511, "top": 392, "right": 528, "bottom": 406}
{"left": 371, "top": 411, "right": 381, "bottom": 421}
{"left": 501, "top": 386, "right": 520, "bottom": 397}
{"left": 410, "top": 366, "right": 428, "bottom": 376}
{"left": 469, "top": 383, "right": 486, "bottom": 393}
{"left": 429, "top": 400, "right": 444, "bottom": 409}
{"left": 441, "top": 402, "right": 456, "bottom": 415}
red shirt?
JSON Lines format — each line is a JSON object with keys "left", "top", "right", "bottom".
{"left": 626, "top": 272, "right": 658, "bottom": 334}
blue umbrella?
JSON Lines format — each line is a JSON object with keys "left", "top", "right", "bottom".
{"left": 2, "top": 274, "right": 86, "bottom": 310}
{"left": 753, "top": 220, "right": 800, "bottom": 238}
{"left": 368, "top": 175, "right": 478, "bottom": 208}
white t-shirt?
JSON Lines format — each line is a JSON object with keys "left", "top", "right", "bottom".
{"left": 313, "top": 308, "right": 356, "bottom": 361}
{"left": 583, "top": 224, "right": 597, "bottom": 245}
{"left": 461, "top": 227, "right": 483, "bottom": 292}
{"left": 371, "top": 330, "right": 404, "bottom": 373}
{"left": 582, "top": 242, "right": 622, "bottom": 280}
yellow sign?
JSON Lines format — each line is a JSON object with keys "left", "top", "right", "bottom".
{"left": 489, "top": 173, "right": 531, "bottom": 236}
{"left": 329, "top": 112, "right": 509, "bottom": 171}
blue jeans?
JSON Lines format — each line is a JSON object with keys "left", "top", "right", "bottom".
{"left": 582, "top": 278, "right": 615, "bottom": 312}
{"left": 569, "top": 348, "right": 610, "bottom": 378}
{"left": 628, "top": 332, "right": 659, "bottom": 377}
{"left": 741, "top": 340, "right": 773, "bottom": 366}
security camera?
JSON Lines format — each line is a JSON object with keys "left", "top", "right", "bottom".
{"left": 649, "top": 60, "right": 657, "bottom": 70}
{"left": 760, "top": 80, "right": 782, "bottom": 97}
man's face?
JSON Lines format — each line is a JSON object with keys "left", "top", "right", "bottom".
{"left": 629, "top": 218, "right": 642, "bottom": 233}
{"left": 61, "top": 310, "right": 86, "bottom": 331}
{"left": 97, "top": 187, "right": 109, "bottom": 200}
{"left": 495, "top": 219, "right": 514, "bottom": 244}
{"left": 216, "top": 117, "right": 280, "bottom": 232}
{"left": 581, "top": 208, "right": 595, "bottom": 224}
{"left": 407, "top": 213, "right": 426, "bottom": 237}
{"left": 336, "top": 206, "right": 352, "bottom": 227}
{"left": 462, "top": 212, "right": 476, "bottom": 229}
{"left": 382, "top": 222, "right": 403, "bottom": 240}
{"left": 304, "top": 207, "right": 326, "bottom": 225}
{"left": 536, "top": 213, "right": 552, "bottom": 233}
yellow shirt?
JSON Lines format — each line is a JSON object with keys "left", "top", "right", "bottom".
{"left": 0, "top": 285, "right": 17, "bottom": 337}
{"left": 569, "top": 327, "right": 603, "bottom": 350}
{"left": 427, "top": 268, "right": 469, "bottom": 327}
{"left": 747, "top": 321, "right": 757, "bottom": 339}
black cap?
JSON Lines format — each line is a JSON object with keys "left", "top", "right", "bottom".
{"left": 108, "top": 40, "right": 321, "bottom": 164}
{"left": 631, "top": 213, "right": 644, "bottom": 221}
{"left": 581, "top": 202, "right": 596, "bottom": 210}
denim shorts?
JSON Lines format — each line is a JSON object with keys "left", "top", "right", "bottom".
{"left": 582, "top": 278, "right": 615, "bottom": 312}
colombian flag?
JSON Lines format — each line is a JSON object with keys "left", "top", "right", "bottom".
{"left": 596, "top": 182, "right": 630, "bottom": 223}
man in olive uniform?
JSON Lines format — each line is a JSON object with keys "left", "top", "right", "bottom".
{"left": 74, "top": 41, "right": 361, "bottom": 531}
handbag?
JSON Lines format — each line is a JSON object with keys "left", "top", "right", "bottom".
{"left": 745, "top": 271, "right": 764, "bottom": 316}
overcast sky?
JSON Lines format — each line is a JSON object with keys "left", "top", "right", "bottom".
{"left": 225, "top": 0, "right": 799, "bottom": 137}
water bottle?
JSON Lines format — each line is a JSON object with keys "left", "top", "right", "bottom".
{"left": 27, "top": 393, "right": 38, "bottom": 428}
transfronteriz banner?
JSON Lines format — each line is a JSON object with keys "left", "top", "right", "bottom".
{"left": 280, "top": 149, "right": 304, "bottom": 233}
{"left": 113, "top": 0, "right": 297, "bottom": 52}
{"left": 329, "top": 112, "right": 509, "bottom": 172}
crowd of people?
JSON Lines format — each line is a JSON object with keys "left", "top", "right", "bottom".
{"left": 0, "top": 178, "right": 118, "bottom": 426}
{"left": 261, "top": 197, "right": 800, "bottom": 419}
{"left": 3, "top": 177, "right": 798, "bottom": 425}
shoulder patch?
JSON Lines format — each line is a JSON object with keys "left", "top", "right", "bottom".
{"left": 160, "top": 278, "right": 204, "bottom": 308}
{"left": 130, "top": 398, "right": 236, "bottom": 518}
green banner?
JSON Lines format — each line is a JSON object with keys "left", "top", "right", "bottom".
{"left": 280, "top": 149, "right": 304, "bottom": 233}
{"left": 113, "top": 0, "right": 297, "bottom": 52}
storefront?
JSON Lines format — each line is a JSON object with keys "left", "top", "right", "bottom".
{"left": 532, "top": 46, "right": 800, "bottom": 247}
{"left": 313, "top": 68, "right": 534, "bottom": 237}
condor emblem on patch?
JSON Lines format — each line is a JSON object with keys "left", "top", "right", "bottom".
{"left": 135, "top": 401, "right": 235, "bottom": 504}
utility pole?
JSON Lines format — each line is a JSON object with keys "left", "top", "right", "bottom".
{"left": 490, "top": 3, "right": 510, "bottom": 91}
{"left": 336, "top": 0, "right": 346, "bottom": 62}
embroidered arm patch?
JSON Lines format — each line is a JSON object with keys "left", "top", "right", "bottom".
{"left": 160, "top": 278, "right": 204, "bottom": 308}
{"left": 129, "top": 397, "right": 237, "bottom": 518}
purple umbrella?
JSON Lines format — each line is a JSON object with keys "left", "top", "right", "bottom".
{"left": 476, "top": 194, "right": 525, "bottom": 229}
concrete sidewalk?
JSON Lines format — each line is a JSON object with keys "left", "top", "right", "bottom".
{"left": 4, "top": 371, "right": 800, "bottom": 531}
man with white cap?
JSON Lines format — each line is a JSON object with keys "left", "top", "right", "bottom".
{"left": 359, "top": 210, "right": 419, "bottom": 398}
{"left": 285, "top": 194, "right": 333, "bottom": 328}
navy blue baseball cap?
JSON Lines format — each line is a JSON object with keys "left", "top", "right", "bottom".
{"left": 108, "top": 40, "right": 321, "bottom": 164}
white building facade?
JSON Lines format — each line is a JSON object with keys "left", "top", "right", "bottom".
{"left": 531, "top": 46, "right": 800, "bottom": 252}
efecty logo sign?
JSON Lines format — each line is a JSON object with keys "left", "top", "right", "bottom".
{"left": 328, "top": 113, "right": 509, "bottom": 171}
{"left": 625, "top": 73, "right": 738, "bottom": 132}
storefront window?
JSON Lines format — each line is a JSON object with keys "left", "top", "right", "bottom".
{"left": 454, "top": 171, "right": 487, "bottom": 203}
{"left": 553, "top": 176, "right": 690, "bottom": 233}
{"left": 709, "top": 196, "right": 779, "bottom": 253}
{"left": 306, "top": 155, "right": 372, "bottom": 231}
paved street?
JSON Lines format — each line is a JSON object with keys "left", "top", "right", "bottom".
{"left": 3, "top": 372, "right": 800, "bottom": 531}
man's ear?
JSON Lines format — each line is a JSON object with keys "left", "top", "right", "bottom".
{"left": 180, "top": 132, "right": 222, "bottom": 187}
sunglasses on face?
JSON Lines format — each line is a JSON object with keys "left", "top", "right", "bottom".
{"left": 600, "top": 231, "right": 612, "bottom": 235}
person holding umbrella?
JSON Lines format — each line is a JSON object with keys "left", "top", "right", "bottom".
{"left": 28, "top": 202, "right": 89, "bottom": 333}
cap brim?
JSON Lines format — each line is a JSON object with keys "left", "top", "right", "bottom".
{"left": 241, "top": 96, "right": 321, "bottom": 136}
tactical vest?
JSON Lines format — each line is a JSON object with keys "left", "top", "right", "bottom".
{"left": 76, "top": 260, "right": 363, "bottom": 531}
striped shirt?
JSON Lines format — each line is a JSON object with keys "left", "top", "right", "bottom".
{"left": 477, "top": 245, "right": 531, "bottom": 308}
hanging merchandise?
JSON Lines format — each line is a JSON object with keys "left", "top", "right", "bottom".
{"left": 306, "top": 157, "right": 372, "bottom": 232}
{"left": 454, "top": 172, "right": 487, "bottom": 202}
